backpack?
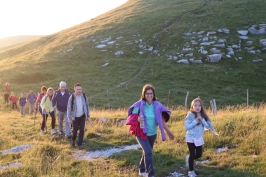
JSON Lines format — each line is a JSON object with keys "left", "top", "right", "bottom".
{"left": 71, "top": 93, "right": 87, "bottom": 111}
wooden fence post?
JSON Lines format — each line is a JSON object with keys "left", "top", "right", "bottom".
{"left": 247, "top": 89, "right": 249, "bottom": 108}
{"left": 185, "top": 91, "right": 189, "bottom": 111}
{"left": 167, "top": 91, "right": 170, "bottom": 108}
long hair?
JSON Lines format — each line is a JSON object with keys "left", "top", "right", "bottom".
{"left": 140, "top": 84, "right": 157, "bottom": 101}
{"left": 190, "top": 98, "right": 209, "bottom": 121}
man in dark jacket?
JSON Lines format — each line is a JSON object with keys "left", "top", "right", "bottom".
{"left": 52, "top": 81, "right": 72, "bottom": 137}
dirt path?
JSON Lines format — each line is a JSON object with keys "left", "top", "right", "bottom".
{"left": 89, "top": 0, "right": 211, "bottom": 100}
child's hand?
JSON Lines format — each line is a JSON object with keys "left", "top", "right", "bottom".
{"left": 197, "top": 116, "right": 202, "bottom": 121}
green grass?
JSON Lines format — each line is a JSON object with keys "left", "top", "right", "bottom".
{"left": 0, "top": 1, "right": 266, "bottom": 175}
{"left": 1, "top": 103, "right": 266, "bottom": 176}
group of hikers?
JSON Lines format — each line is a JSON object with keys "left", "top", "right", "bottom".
{"left": 3, "top": 82, "right": 89, "bottom": 150}
{"left": 3, "top": 82, "right": 217, "bottom": 177}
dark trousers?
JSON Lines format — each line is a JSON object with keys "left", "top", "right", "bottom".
{"left": 12, "top": 102, "right": 17, "bottom": 109}
{"left": 136, "top": 134, "right": 157, "bottom": 177}
{"left": 187, "top": 142, "right": 203, "bottom": 171}
{"left": 41, "top": 111, "right": 56, "bottom": 131}
{"left": 72, "top": 114, "right": 86, "bottom": 146}
{"left": 4, "top": 98, "right": 9, "bottom": 104}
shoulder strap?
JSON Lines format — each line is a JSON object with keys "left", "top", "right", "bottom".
{"left": 71, "top": 94, "right": 75, "bottom": 111}
{"left": 83, "top": 93, "right": 87, "bottom": 102}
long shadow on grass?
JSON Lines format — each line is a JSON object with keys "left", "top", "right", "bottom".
{"left": 109, "top": 149, "right": 260, "bottom": 177}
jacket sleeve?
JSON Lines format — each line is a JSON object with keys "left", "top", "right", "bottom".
{"left": 40, "top": 96, "right": 46, "bottom": 110}
{"left": 185, "top": 112, "right": 198, "bottom": 130}
{"left": 67, "top": 95, "right": 73, "bottom": 121}
{"left": 201, "top": 119, "right": 211, "bottom": 129}
{"left": 86, "top": 95, "right": 90, "bottom": 117}
{"left": 51, "top": 91, "right": 57, "bottom": 107}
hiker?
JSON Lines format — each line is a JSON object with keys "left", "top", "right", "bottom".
{"left": 40, "top": 87, "right": 57, "bottom": 135}
{"left": 52, "top": 81, "right": 72, "bottom": 137}
{"left": 5, "top": 83, "right": 10, "bottom": 92}
{"left": 127, "top": 84, "right": 174, "bottom": 177}
{"left": 4, "top": 91, "right": 9, "bottom": 104}
{"left": 185, "top": 98, "right": 218, "bottom": 177}
{"left": 67, "top": 83, "right": 89, "bottom": 150}
{"left": 27, "top": 90, "right": 36, "bottom": 116}
{"left": 10, "top": 92, "right": 17, "bottom": 109}
{"left": 19, "top": 93, "right": 27, "bottom": 116}
{"left": 35, "top": 86, "right": 47, "bottom": 115}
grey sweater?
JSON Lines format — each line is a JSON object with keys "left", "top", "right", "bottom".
{"left": 67, "top": 94, "right": 89, "bottom": 121}
{"left": 185, "top": 112, "right": 218, "bottom": 139}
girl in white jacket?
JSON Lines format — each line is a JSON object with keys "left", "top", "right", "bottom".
{"left": 185, "top": 98, "right": 218, "bottom": 177}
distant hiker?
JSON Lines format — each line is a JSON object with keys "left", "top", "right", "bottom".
{"left": 127, "top": 84, "right": 174, "bottom": 177}
{"left": 185, "top": 98, "right": 218, "bottom": 177}
{"left": 10, "top": 93, "right": 17, "bottom": 109}
{"left": 19, "top": 93, "right": 27, "bottom": 116}
{"left": 4, "top": 91, "right": 9, "bottom": 104}
{"left": 5, "top": 83, "right": 10, "bottom": 92}
{"left": 35, "top": 86, "right": 47, "bottom": 115}
{"left": 67, "top": 83, "right": 89, "bottom": 150}
{"left": 27, "top": 90, "right": 36, "bottom": 116}
{"left": 40, "top": 87, "right": 57, "bottom": 135}
{"left": 52, "top": 81, "right": 72, "bottom": 137}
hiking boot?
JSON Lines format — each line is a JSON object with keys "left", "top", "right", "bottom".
{"left": 188, "top": 171, "right": 197, "bottom": 177}
{"left": 78, "top": 145, "right": 84, "bottom": 150}
{"left": 41, "top": 130, "right": 45, "bottom": 135}
{"left": 185, "top": 155, "right": 189, "bottom": 168}
{"left": 138, "top": 172, "right": 146, "bottom": 177}
{"left": 51, "top": 129, "right": 57, "bottom": 135}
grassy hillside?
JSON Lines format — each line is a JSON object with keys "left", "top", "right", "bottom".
{"left": 0, "top": 35, "right": 45, "bottom": 51}
{"left": 0, "top": 0, "right": 266, "bottom": 110}
{"left": 0, "top": 103, "right": 266, "bottom": 176}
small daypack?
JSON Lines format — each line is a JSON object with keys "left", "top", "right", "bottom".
{"left": 71, "top": 93, "right": 87, "bottom": 111}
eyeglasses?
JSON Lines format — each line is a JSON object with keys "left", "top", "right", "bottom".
{"left": 145, "top": 92, "right": 153, "bottom": 95}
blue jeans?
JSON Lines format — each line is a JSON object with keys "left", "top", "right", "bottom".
{"left": 72, "top": 114, "right": 86, "bottom": 146}
{"left": 136, "top": 134, "right": 157, "bottom": 177}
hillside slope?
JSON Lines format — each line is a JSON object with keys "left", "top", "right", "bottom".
{"left": 0, "top": 0, "right": 266, "bottom": 108}
{"left": 0, "top": 35, "right": 45, "bottom": 51}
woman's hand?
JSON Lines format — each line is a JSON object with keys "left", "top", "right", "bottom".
{"left": 138, "top": 115, "right": 144, "bottom": 122}
{"left": 167, "top": 131, "right": 175, "bottom": 140}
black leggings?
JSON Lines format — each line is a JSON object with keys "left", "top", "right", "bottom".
{"left": 187, "top": 142, "right": 203, "bottom": 171}
{"left": 41, "top": 111, "right": 56, "bottom": 131}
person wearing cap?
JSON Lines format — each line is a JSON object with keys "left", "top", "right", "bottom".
{"left": 27, "top": 90, "right": 36, "bottom": 116}
{"left": 52, "top": 81, "right": 72, "bottom": 137}
{"left": 40, "top": 87, "right": 57, "bottom": 135}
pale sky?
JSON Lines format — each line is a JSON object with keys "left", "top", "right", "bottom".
{"left": 0, "top": 0, "right": 127, "bottom": 39}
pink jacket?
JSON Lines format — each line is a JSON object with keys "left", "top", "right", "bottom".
{"left": 126, "top": 114, "right": 147, "bottom": 140}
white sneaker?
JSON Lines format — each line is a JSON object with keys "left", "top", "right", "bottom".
{"left": 51, "top": 129, "right": 57, "bottom": 135}
{"left": 188, "top": 171, "right": 197, "bottom": 177}
{"left": 185, "top": 155, "right": 189, "bottom": 168}
{"left": 41, "top": 130, "right": 45, "bottom": 135}
{"left": 138, "top": 172, "right": 146, "bottom": 177}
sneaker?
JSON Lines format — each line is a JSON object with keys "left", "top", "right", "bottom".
{"left": 185, "top": 155, "right": 189, "bottom": 168}
{"left": 51, "top": 129, "right": 57, "bottom": 135}
{"left": 188, "top": 171, "right": 197, "bottom": 177}
{"left": 65, "top": 135, "right": 72, "bottom": 139}
{"left": 41, "top": 130, "right": 45, "bottom": 135}
{"left": 78, "top": 145, "right": 84, "bottom": 150}
{"left": 138, "top": 172, "right": 146, "bottom": 177}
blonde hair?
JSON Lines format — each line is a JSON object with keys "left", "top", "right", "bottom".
{"left": 190, "top": 98, "right": 209, "bottom": 121}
